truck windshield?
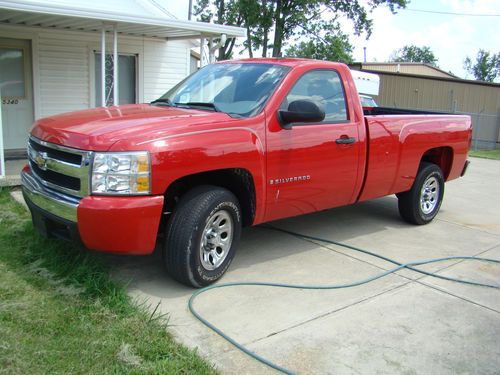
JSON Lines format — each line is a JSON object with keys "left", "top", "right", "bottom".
{"left": 155, "top": 63, "right": 290, "bottom": 117}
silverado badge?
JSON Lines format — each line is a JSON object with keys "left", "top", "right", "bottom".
{"left": 269, "top": 175, "right": 311, "bottom": 185}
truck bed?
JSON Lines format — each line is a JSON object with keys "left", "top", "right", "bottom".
{"left": 358, "top": 112, "right": 471, "bottom": 203}
{"left": 363, "top": 106, "right": 450, "bottom": 116}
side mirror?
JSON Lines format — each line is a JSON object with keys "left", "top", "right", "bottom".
{"left": 277, "top": 100, "right": 325, "bottom": 129}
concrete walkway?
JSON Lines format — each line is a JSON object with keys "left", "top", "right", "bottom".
{"left": 108, "top": 158, "right": 500, "bottom": 374}
{"left": 0, "top": 159, "right": 25, "bottom": 187}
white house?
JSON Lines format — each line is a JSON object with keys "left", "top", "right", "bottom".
{"left": 0, "top": 0, "right": 245, "bottom": 178}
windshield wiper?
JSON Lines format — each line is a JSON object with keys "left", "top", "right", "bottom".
{"left": 150, "top": 98, "right": 173, "bottom": 106}
{"left": 174, "top": 102, "right": 220, "bottom": 112}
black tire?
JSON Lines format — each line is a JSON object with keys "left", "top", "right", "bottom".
{"left": 163, "top": 185, "right": 242, "bottom": 287}
{"left": 397, "top": 162, "right": 445, "bottom": 225}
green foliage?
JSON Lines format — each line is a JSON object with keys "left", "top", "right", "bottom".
{"left": 242, "top": 0, "right": 274, "bottom": 57}
{"left": 468, "top": 149, "right": 500, "bottom": 160}
{"left": 464, "top": 50, "right": 500, "bottom": 82}
{"left": 194, "top": 0, "right": 408, "bottom": 59}
{"left": 285, "top": 31, "right": 354, "bottom": 63}
{"left": 390, "top": 45, "right": 438, "bottom": 66}
{"left": 0, "top": 190, "right": 216, "bottom": 374}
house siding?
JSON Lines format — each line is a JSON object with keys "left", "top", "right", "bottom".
{"left": 143, "top": 39, "right": 191, "bottom": 102}
{"left": 38, "top": 33, "right": 90, "bottom": 117}
{"left": 1, "top": 24, "right": 192, "bottom": 119}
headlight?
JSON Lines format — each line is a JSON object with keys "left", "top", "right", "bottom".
{"left": 91, "top": 152, "right": 150, "bottom": 195}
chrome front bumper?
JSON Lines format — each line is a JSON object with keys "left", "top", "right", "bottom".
{"left": 21, "top": 168, "right": 80, "bottom": 222}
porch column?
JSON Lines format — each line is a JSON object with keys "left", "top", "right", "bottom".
{"left": 101, "top": 24, "right": 106, "bottom": 106}
{"left": 200, "top": 36, "right": 205, "bottom": 67}
{"left": 0, "top": 91, "right": 4, "bottom": 179}
{"left": 113, "top": 24, "right": 119, "bottom": 106}
{"left": 208, "top": 37, "right": 214, "bottom": 64}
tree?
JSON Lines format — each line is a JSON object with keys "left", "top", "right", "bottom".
{"left": 390, "top": 45, "right": 438, "bottom": 66}
{"left": 269, "top": 0, "right": 407, "bottom": 58}
{"left": 285, "top": 30, "right": 354, "bottom": 63}
{"left": 464, "top": 50, "right": 500, "bottom": 82}
{"left": 193, "top": 0, "right": 243, "bottom": 60}
{"left": 195, "top": 0, "right": 408, "bottom": 60}
{"left": 194, "top": 0, "right": 272, "bottom": 59}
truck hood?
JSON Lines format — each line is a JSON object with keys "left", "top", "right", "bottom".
{"left": 31, "top": 104, "right": 238, "bottom": 151}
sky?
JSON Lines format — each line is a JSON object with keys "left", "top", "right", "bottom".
{"left": 158, "top": 0, "right": 500, "bottom": 79}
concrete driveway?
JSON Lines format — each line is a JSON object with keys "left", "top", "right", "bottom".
{"left": 109, "top": 157, "right": 500, "bottom": 374}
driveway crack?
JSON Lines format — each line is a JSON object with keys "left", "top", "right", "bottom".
{"left": 243, "top": 280, "right": 413, "bottom": 347}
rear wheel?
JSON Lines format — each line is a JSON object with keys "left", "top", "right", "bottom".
{"left": 163, "top": 186, "right": 241, "bottom": 288}
{"left": 397, "top": 162, "right": 444, "bottom": 225}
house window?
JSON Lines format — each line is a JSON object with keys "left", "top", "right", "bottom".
{"left": 95, "top": 53, "right": 137, "bottom": 106}
{"left": 0, "top": 47, "right": 25, "bottom": 98}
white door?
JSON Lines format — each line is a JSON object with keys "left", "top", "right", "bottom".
{"left": 0, "top": 38, "right": 34, "bottom": 150}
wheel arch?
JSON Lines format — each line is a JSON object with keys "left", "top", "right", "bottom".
{"left": 420, "top": 146, "right": 454, "bottom": 180}
{"left": 163, "top": 168, "right": 257, "bottom": 228}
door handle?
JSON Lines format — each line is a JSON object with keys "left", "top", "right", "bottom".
{"left": 335, "top": 136, "right": 356, "bottom": 145}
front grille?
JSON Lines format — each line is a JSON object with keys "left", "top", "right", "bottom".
{"left": 27, "top": 136, "right": 92, "bottom": 197}
{"left": 30, "top": 160, "right": 81, "bottom": 191}
{"left": 29, "top": 138, "right": 82, "bottom": 165}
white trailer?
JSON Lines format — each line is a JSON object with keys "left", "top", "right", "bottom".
{"left": 350, "top": 70, "right": 380, "bottom": 96}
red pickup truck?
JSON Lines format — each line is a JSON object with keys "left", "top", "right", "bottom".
{"left": 22, "top": 58, "right": 471, "bottom": 287}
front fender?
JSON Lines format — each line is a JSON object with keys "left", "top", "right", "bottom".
{"left": 112, "top": 126, "right": 266, "bottom": 223}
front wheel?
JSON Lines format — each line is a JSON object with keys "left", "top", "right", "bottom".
{"left": 397, "top": 162, "right": 445, "bottom": 225}
{"left": 163, "top": 186, "right": 242, "bottom": 288}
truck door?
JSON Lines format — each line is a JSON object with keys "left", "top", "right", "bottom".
{"left": 265, "top": 69, "right": 362, "bottom": 221}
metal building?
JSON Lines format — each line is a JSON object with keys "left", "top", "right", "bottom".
{"left": 351, "top": 63, "right": 500, "bottom": 150}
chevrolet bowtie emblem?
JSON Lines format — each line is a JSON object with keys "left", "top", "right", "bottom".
{"left": 34, "top": 151, "right": 48, "bottom": 171}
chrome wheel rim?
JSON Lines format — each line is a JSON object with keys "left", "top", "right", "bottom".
{"left": 420, "top": 176, "right": 440, "bottom": 214}
{"left": 200, "top": 210, "right": 233, "bottom": 271}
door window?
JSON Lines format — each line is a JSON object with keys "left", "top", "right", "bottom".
{"left": 95, "top": 53, "right": 137, "bottom": 106}
{"left": 282, "top": 70, "right": 348, "bottom": 123}
{"left": 0, "top": 47, "right": 25, "bottom": 98}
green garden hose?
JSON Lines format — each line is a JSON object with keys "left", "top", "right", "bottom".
{"left": 189, "top": 226, "right": 500, "bottom": 374}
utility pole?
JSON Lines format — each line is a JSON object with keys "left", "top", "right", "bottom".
{"left": 363, "top": 47, "right": 367, "bottom": 63}
{"left": 188, "top": 0, "right": 193, "bottom": 20}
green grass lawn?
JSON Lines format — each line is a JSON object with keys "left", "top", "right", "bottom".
{"left": 0, "top": 189, "right": 216, "bottom": 374}
{"left": 469, "top": 149, "right": 500, "bottom": 160}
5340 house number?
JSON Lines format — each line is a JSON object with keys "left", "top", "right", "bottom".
{"left": 2, "top": 99, "right": 19, "bottom": 105}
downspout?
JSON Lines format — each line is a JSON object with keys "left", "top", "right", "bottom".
{"left": 208, "top": 34, "right": 227, "bottom": 62}
{"left": 208, "top": 37, "right": 214, "bottom": 63}
{"left": 101, "top": 24, "right": 106, "bottom": 106}
{"left": 200, "top": 36, "right": 205, "bottom": 67}
{"left": 113, "top": 24, "right": 118, "bottom": 106}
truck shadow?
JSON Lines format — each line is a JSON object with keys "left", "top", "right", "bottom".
{"left": 232, "top": 196, "right": 404, "bottom": 268}
{"left": 102, "top": 195, "right": 409, "bottom": 297}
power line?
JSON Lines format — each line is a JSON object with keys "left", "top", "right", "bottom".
{"left": 405, "top": 8, "right": 500, "bottom": 17}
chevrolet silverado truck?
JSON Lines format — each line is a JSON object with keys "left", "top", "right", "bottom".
{"left": 22, "top": 58, "right": 471, "bottom": 287}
